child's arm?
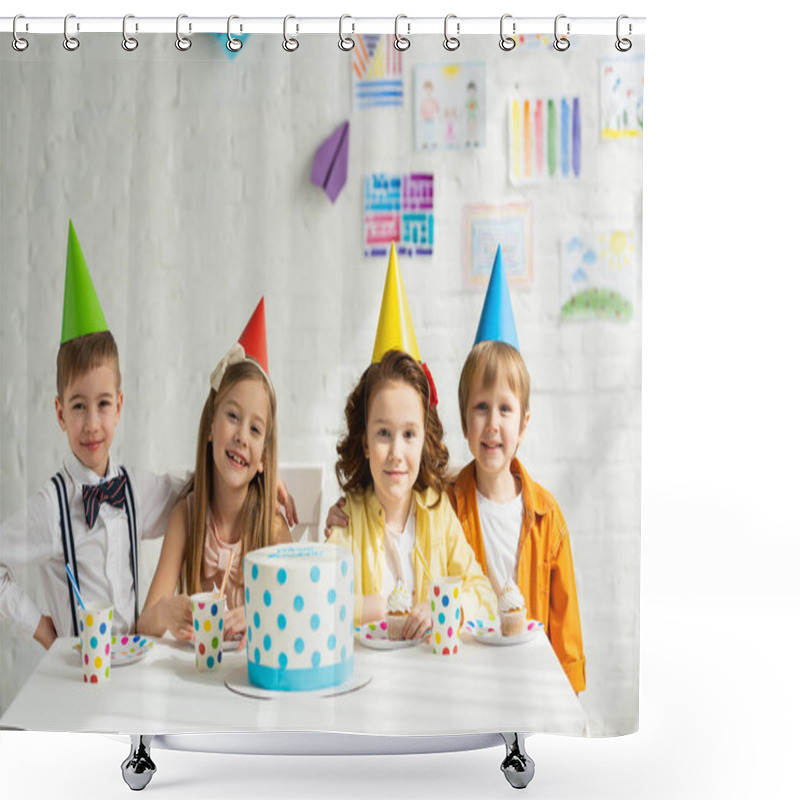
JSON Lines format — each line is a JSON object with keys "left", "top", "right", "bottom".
{"left": 0, "top": 486, "right": 61, "bottom": 645}
{"left": 136, "top": 502, "right": 193, "bottom": 640}
{"left": 548, "top": 512, "right": 586, "bottom": 693}
{"left": 323, "top": 497, "right": 348, "bottom": 538}
{"left": 133, "top": 469, "right": 190, "bottom": 542}
{"left": 325, "top": 500, "right": 381, "bottom": 627}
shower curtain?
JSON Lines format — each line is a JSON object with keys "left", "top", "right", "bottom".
{"left": 0, "top": 27, "right": 643, "bottom": 739}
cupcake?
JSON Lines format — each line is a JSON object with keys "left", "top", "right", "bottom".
{"left": 386, "top": 580, "right": 411, "bottom": 640}
{"left": 498, "top": 581, "right": 526, "bottom": 637}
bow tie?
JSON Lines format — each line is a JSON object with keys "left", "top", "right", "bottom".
{"left": 82, "top": 473, "right": 128, "bottom": 529}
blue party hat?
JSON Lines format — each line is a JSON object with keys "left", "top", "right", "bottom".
{"left": 473, "top": 245, "right": 519, "bottom": 350}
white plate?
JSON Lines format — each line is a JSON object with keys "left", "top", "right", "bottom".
{"left": 463, "top": 619, "right": 543, "bottom": 646}
{"left": 225, "top": 664, "right": 372, "bottom": 699}
{"left": 354, "top": 622, "right": 425, "bottom": 650}
{"left": 74, "top": 634, "right": 153, "bottom": 666}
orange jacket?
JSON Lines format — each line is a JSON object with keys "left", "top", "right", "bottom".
{"left": 447, "top": 458, "right": 586, "bottom": 693}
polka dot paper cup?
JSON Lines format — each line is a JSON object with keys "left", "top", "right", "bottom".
{"left": 78, "top": 604, "right": 113, "bottom": 684}
{"left": 430, "top": 577, "right": 462, "bottom": 656}
{"left": 190, "top": 592, "right": 224, "bottom": 672}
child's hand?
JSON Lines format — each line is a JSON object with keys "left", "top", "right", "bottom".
{"left": 161, "top": 595, "right": 194, "bottom": 642}
{"left": 277, "top": 479, "right": 299, "bottom": 528}
{"left": 324, "top": 497, "right": 349, "bottom": 538}
{"left": 223, "top": 606, "right": 247, "bottom": 641}
{"left": 33, "top": 615, "right": 57, "bottom": 650}
{"left": 403, "top": 602, "right": 432, "bottom": 640}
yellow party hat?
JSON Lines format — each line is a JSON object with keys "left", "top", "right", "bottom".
{"left": 371, "top": 243, "right": 421, "bottom": 363}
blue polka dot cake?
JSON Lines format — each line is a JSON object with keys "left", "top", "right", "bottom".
{"left": 244, "top": 543, "right": 354, "bottom": 691}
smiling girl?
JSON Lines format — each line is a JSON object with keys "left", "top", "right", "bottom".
{"left": 137, "top": 299, "right": 291, "bottom": 643}
{"left": 328, "top": 349, "right": 496, "bottom": 639}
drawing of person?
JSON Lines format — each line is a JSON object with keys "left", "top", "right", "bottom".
{"left": 419, "top": 80, "right": 440, "bottom": 149}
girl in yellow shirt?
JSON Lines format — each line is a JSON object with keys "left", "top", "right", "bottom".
{"left": 328, "top": 350, "right": 496, "bottom": 638}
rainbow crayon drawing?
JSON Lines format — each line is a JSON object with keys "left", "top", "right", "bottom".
{"left": 509, "top": 95, "right": 582, "bottom": 183}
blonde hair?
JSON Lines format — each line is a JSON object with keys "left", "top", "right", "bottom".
{"left": 56, "top": 331, "right": 121, "bottom": 398}
{"left": 180, "top": 360, "right": 279, "bottom": 596}
{"left": 457, "top": 341, "right": 531, "bottom": 434}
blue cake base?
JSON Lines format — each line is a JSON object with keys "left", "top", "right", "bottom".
{"left": 248, "top": 657, "right": 354, "bottom": 692}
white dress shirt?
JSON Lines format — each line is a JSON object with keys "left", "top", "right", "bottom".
{"left": 0, "top": 450, "right": 185, "bottom": 639}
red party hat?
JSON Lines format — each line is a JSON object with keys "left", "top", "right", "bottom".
{"left": 238, "top": 297, "right": 269, "bottom": 377}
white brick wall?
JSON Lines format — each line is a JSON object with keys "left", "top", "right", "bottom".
{"left": 0, "top": 33, "right": 642, "bottom": 735}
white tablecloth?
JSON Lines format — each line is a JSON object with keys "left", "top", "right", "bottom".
{"left": 1, "top": 632, "right": 587, "bottom": 737}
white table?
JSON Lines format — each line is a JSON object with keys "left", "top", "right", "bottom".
{"left": 1, "top": 631, "right": 587, "bottom": 737}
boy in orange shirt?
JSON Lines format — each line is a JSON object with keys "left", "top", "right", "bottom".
{"left": 447, "top": 246, "right": 585, "bottom": 693}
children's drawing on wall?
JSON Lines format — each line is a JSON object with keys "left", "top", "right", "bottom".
{"left": 414, "top": 63, "right": 486, "bottom": 150}
{"left": 364, "top": 173, "right": 434, "bottom": 258}
{"left": 352, "top": 34, "right": 403, "bottom": 110}
{"left": 463, "top": 204, "right": 533, "bottom": 288}
{"left": 509, "top": 95, "right": 582, "bottom": 183}
{"left": 600, "top": 57, "right": 644, "bottom": 139}
{"left": 560, "top": 231, "right": 636, "bottom": 322}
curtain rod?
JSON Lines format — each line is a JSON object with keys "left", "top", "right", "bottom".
{"left": 1, "top": 16, "right": 646, "bottom": 37}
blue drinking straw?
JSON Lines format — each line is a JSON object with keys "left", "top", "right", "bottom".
{"left": 65, "top": 564, "right": 86, "bottom": 611}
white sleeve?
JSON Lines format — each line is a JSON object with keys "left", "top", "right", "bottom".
{"left": 0, "top": 485, "right": 58, "bottom": 638}
{"left": 129, "top": 468, "right": 190, "bottom": 541}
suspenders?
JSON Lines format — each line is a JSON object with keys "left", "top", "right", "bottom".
{"left": 52, "top": 469, "right": 139, "bottom": 636}
{"left": 52, "top": 473, "right": 80, "bottom": 637}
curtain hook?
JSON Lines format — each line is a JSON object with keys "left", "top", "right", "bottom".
{"left": 175, "top": 14, "right": 192, "bottom": 51}
{"left": 615, "top": 15, "right": 633, "bottom": 52}
{"left": 394, "top": 14, "right": 410, "bottom": 51}
{"left": 12, "top": 15, "right": 29, "bottom": 52}
{"left": 122, "top": 14, "right": 139, "bottom": 52}
{"left": 443, "top": 14, "right": 460, "bottom": 51}
{"left": 227, "top": 15, "right": 243, "bottom": 52}
{"left": 553, "top": 14, "right": 570, "bottom": 52}
{"left": 283, "top": 15, "right": 299, "bottom": 52}
{"left": 63, "top": 13, "right": 80, "bottom": 51}
{"left": 499, "top": 14, "right": 516, "bottom": 51}
{"left": 338, "top": 14, "right": 355, "bottom": 51}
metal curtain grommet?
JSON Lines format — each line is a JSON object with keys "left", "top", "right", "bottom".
{"left": 122, "top": 14, "right": 138, "bottom": 51}
{"left": 175, "top": 14, "right": 192, "bottom": 51}
{"left": 394, "top": 15, "right": 410, "bottom": 51}
{"left": 12, "top": 15, "right": 29, "bottom": 52}
{"left": 338, "top": 14, "right": 355, "bottom": 51}
{"left": 553, "top": 14, "right": 570, "bottom": 51}
{"left": 283, "top": 15, "right": 299, "bottom": 52}
{"left": 227, "top": 15, "right": 243, "bottom": 52}
{"left": 443, "top": 14, "right": 460, "bottom": 51}
{"left": 499, "top": 14, "right": 516, "bottom": 51}
{"left": 615, "top": 15, "right": 633, "bottom": 52}
{"left": 63, "top": 14, "right": 80, "bottom": 51}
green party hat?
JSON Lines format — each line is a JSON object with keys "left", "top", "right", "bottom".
{"left": 61, "top": 220, "right": 108, "bottom": 344}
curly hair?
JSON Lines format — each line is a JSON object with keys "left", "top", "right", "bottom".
{"left": 335, "top": 350, "right": 449, "bottom": 505}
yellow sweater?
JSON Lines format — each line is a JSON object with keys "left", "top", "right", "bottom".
{"left": 328, "top": 486, "right": 497, "bottom": 626}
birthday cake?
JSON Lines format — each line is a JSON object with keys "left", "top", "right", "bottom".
{"left": 244, "top": 544, "right": 354, "bottom": 691}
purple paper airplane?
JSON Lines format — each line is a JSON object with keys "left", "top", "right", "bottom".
{"left": 311, "top": 121, "right": 349, "bottom": 203}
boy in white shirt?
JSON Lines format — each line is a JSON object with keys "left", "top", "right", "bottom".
{"left": 0, "top": 221, "right": 184, "bottom": 648}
